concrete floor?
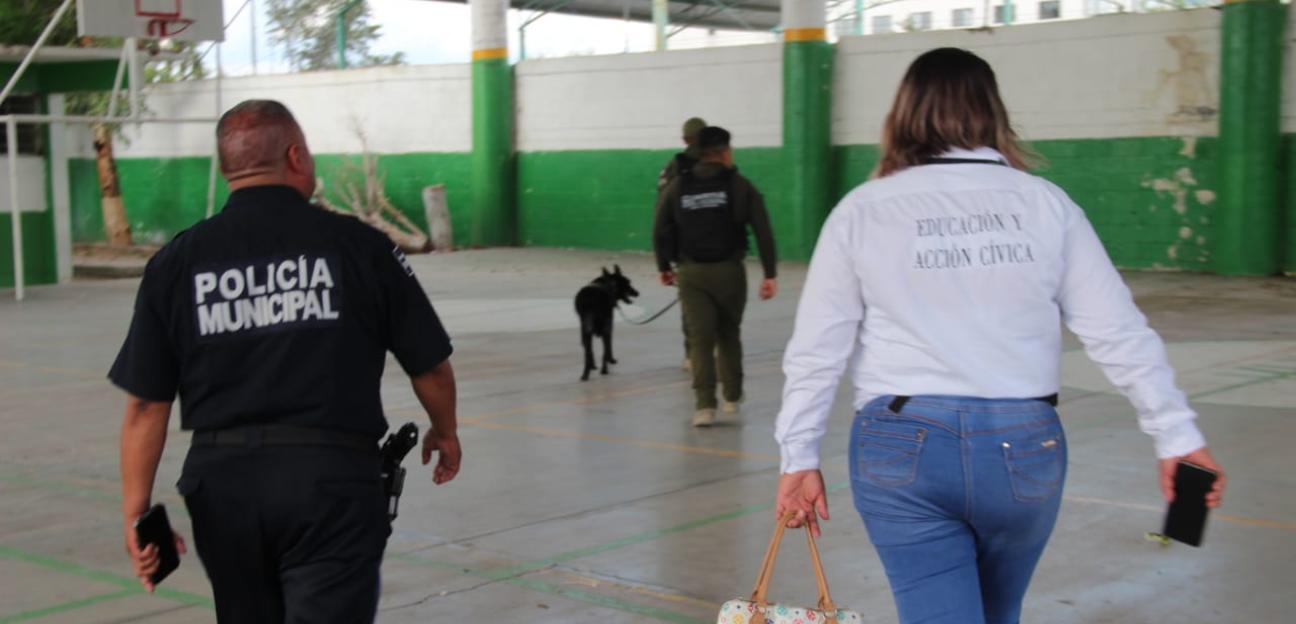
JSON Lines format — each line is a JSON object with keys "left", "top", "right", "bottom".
{"left": 1, "top": 248, "right": 1294, "bottom": 623}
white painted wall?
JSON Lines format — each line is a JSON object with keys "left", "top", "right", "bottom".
{"left": 103, "top": 63, "right": 472, "bottom": 159}
{"left": 834, "top": 9, "right": 1222, "bottom": 145}
{"left": 515, "top": 44, "right": 782, "bottom": 151}
{"left": 0, "top": 156, "right": 48, "bottom": 214}
{"left": 100, "top": 8, "right": 1257, "bottom": 157}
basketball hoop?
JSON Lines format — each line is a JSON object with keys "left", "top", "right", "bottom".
{"left": 78, "top": 0, "right": 222, "bottom": 43}
{"left": 135, "top": 0, "right": 182, "bottom": 20}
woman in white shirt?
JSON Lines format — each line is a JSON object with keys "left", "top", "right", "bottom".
{"left": 772, "top": 48, "right": 1225, "bottom": 624}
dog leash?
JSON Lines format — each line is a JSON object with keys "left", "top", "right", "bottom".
{"left": 616, "top": 298, "right": 680, "bottom": 325}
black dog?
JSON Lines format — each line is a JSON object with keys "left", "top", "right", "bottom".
{"left": 575, "top": 265, "right": 639, "bottom": 381}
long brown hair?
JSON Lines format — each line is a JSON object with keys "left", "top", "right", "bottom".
{"left": 877, "top": 48, "right": 1035, "bottom": 177}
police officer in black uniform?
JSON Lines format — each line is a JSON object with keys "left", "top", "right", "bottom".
{"left": 112, "top": 100, "right": 460, "bottom": 623}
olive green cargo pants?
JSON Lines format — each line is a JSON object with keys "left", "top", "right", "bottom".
{"left": 676, "top": 259, "right": 746, "bottom": 410}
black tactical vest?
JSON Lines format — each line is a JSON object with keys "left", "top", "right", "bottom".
{"left": 674, "top": 168, "right": 741, "bottom": 263}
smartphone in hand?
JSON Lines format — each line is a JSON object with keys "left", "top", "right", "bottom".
{"left": 135, "top": 504, "right": 180, "bottom": 585}
{"left": 1161, "top": 461, "right": 1218, "bottom": 547}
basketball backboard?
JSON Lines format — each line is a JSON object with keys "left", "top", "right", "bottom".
{"left": 77, "top": 0, "right": 225, "bottom": 42}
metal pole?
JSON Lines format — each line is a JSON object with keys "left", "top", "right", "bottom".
{"left": 7, "top": 116, "right": 25, "bottom": 301}
{"left": 336, "top": 0, "right": 364, "bottom": 69}
{"left": 0, "top": 0, "right": 75, "bottom": 109}
{"left": 250, "top": 0, "right": 259, "bottom": 75}
{"left": 105, "top": 46, "right": 129, "bottom": 120}
{"left": 206, "top": 44, "right": 223, "bottom": 219}
{"left": 126, "top": 38, "right": 142, "bottom": 124}
{"left": 653, "top": 0, "right": 669, "bottom": 51}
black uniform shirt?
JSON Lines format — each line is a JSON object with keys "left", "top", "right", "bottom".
{"left": 108, "top": 185, "right": 452, "bottom": 438}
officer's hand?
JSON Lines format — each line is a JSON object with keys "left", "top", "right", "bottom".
{"left": 759, "top": 278, "right": 777, "bottom": 301}
{"left": 123, "top": 520, "right": 186, "bottom": 593}
{"left": 422, "top": 430, "right": 461, "bottom": 485}
{"left": 660, "top": 271, "right": 676, "bottom": 287}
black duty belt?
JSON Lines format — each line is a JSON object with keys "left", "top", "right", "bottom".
{"left": 191, "top": 424, "right": 376, "bottom": 452}
{"left": 888, "top": 394, "right": 1059, "bottom": 414}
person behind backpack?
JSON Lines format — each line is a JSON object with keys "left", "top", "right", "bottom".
{"left": 654, "top": 126, "right": 778, "bottom": 427}
{"left": 657, "top": 117, "right": 707, "bottom": 193}
{"left": 658, "top": 117, "right": 708, "bottom": 371}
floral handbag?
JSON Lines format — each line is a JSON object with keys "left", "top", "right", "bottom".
{"left": 716, "top": 513, "right": 863, "bottom": 624}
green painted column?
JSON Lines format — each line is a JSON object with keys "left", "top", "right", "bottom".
{"left": 781, "top": 0, "right": 833, "bottom": 261}
{"left": 470, "top": 0, "right": 515, "bottom": 246}
{"left": 1214, "top": 0, "right": 1286, "bottom": 275}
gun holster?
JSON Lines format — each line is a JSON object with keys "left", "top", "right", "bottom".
{"left": 379, "top": 423, "right": 419, "bottom": 522}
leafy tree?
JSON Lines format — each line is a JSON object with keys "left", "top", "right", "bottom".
{"left": 0, "top": 0, "right": 80, "bottom": 47}
{"left": 266, "top": 0, "right": 403, "bottom": 71}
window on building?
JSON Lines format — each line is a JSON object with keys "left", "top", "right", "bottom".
{"left": 872, "top": 14, "right": 893, "bottom": 34}
{"left": 952, "top": 8, "right": 975, "bottom": 27}
{"left": 908, "top": 12, "right": 933, "bottom": 31}
{"left": 0, "top": 95, "right": 43, "bottom": 157}
{"left": 1039, "top": 1, "right": 1061, "bottom": 19}
{"left": 993, "top": 4, "right": 1007, "bottom": 23}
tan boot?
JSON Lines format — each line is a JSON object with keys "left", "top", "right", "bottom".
{"left": 722, "top": 399, "right": 741, "bottom": 414}
{"left": 691, "top": 408, "right": 716, "bottom": 427}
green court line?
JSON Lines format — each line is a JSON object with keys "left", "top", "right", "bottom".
{"left": 392, "top": 553, "right": 707, "bottom": 623}
{"left": 1189, "top": 367, "right": 1296, "bottom": 400}
{"left": 0, "top": 589, "right": 137, "bottom": 623}
{"left": 0, "top": 546, "right": 214, "bottom": 610}
{"left": 505, "top": 575, "right": 707, "bottom": 624}
{"left": 0, "top": 473, "right": 118, "bottom": 503}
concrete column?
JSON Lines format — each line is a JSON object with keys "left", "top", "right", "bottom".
{"left": 1213, "top": 0, "right": 1286, "bottom": 275}
{"left": 781, "top": 0, "right": 832, "bottom": 260}
{"left": 470, "top": 0, "right": 515, "bottom": 246}
{"left": 653, "top": 0, "right": 669, "bottom": 51}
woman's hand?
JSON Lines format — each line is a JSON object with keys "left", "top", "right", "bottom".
{"left": 776, "top": 470, "right": 829, "bottom": 537}
{"left": 1159, "top": 446, "right": 1225, "bottom": 508}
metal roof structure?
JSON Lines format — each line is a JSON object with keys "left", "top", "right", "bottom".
{"left": 444, "top": 0, "right": 783, "bottom": 32}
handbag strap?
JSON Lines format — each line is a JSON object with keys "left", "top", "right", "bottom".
{"left": 750, "top": 513, "right": 841, "bottom": 622}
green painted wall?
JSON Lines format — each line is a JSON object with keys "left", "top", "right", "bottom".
{"left": 1283, "top": 134, "right": 1296, "bottom": 274}
{"left": 65, "top": 136, "right": 1237, "bottom": 272}
{"left": 0, "top": 212, "right": 57, "bottom": 289}
{"left": 517, "top": 147, "right": 791, "bottom": 256}
{"left": 833, "top": 137, "right": 1219, "bottom": 271}
{"left": 70, "top": 153, "right": 472, "bottom": 246}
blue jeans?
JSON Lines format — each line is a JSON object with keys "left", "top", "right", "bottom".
{"left": 849, "top": 396, "right": 1067, "bottom": 624}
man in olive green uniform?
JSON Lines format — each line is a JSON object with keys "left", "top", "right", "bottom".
{"left": 654, "top": 126, "right": 778, "bottom": 427}
{"left": 658, "top": 117, "right": 708, "bottom": 371}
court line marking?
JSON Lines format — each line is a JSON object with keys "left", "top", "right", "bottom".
{"left": 463, "top": 420, "right": 780, "bottom": 462}
{"left": 1189, "top": 367, "right": 1296, "bottom": 401}
{"left": 0, "top": 589, "right": 138, "bottom": 623}
{"left": 0, "top": 546, "right": 214, "bottom": 613}
{"left": 390, "top": 553, "right": 707, "bottom": 624}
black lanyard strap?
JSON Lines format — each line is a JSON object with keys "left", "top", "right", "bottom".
{"left": 923, "top": 157, "right": 1008, "bottom": 166}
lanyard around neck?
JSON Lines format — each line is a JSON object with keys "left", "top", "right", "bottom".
{"left": 923, "top": 157, "right": 1008, "bottom": 166}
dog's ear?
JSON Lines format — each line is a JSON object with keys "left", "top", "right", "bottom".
{"left": 613, "top": 264, "right": 622, "bottom": 275}
{"left": 601, "top": 267, "right": 610, "bottom": 276}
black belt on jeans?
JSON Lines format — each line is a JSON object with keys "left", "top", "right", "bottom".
{"left": 191, "top": 424, "right": 376, "bottom": 452}
{"left": 888, "top": 394, "right": 1059, "bottom": 414}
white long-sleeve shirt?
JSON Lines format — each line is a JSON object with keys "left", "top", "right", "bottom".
{"left": 775, "top": 147, "right": 1206, "bottom": 474}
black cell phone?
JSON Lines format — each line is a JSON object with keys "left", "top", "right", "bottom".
{"left": 1161, "top": 461, "right": 1217, "bottom": 547}
{"left": 135, "top": 504, "right": 180, "bottom": 585}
